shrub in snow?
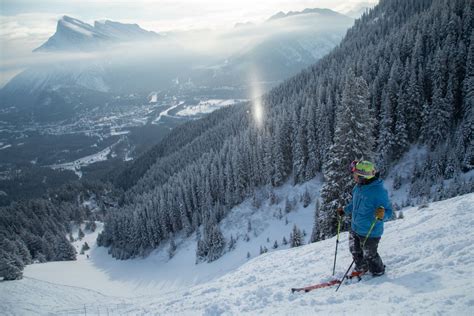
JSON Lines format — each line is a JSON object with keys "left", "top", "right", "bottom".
{"left": 82, "top": 242, "right": 90, "bottom": 251}
{"left": 277, "top": 208, "right": 283, "bottom": 219}
{"left": 80, "top": 242, "right": 90, "bottom": 255}
{"left": 269, "top": 191, "right": 279, "bottom": 205}
{"left": 78, "top": 228, "right": 85, "bottom": 240}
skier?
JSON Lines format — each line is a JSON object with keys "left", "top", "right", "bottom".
{"left": 337, "top": 160, "right": 392, "bottom": 276}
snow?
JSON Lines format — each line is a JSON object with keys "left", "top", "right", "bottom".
{"left": 109, "top": 128, "right": 130, "bottom": 136}
{"left": 60, "top": 19, "right": 95, "bottom": 37}
{"left": 176, "top": 99, "right": 246, "bottom": 117}
{"left": 1, "top": 177, "right": 474, "bottom": 315}
{"left": 148, "top": 92, "right": 158, "bottom": 103}
{"left": 0, "top": 144, "right": 12, "bottom": 150}
{"left": 49, "top": 139, "right": 122, "bottom": 178}
{"left": 152, "top": 101, "right": 183, "bottom": 124}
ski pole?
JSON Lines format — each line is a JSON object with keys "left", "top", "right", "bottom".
{"left": 332, "top": 215, "right": 342, "bottom": 276}
{"left": 335, "top": 218, "right": 378, "bottom": 292}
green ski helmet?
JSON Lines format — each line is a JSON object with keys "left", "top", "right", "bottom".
{"left": 350, "top": 160, "right": 376, "bottom": 179}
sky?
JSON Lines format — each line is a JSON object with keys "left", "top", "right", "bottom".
{"left": 0, "top": 0, "right": 378, "bottom": 86}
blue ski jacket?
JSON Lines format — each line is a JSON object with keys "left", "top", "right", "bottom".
{"left": 343, "top": 178, "right": 393, "bottom": 238}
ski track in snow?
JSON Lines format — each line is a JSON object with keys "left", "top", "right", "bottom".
{"left": 1, "top": 192, "right": 473, "bottom": 315}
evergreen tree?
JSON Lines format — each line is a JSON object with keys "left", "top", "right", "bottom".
{"left": 310, "top": 199, "right": 320, "bottom": 243}
{"left": 78, "top": 228, "right": 85, "bottom": 240}
{"left": 318, "top": 70, "right": 375, "bottom": 240}
{"left": 290, "top": 224, "right": 304, "bottom": 248}
{"left": 302, "top": 187, "right": 311, "bottom": 208}
{"left": 228, "top": 235, "right": 236, "bottom": 251}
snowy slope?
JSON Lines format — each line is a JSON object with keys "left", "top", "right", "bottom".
{"left": 1, "top": 192, "right": 473, "bottom": 315}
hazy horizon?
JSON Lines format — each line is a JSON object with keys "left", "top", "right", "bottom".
{"left": 0, "top": 0, "right": 378, "bottom": 87}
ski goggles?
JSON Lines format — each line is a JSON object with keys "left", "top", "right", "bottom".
{"left": 350, "top": 160, "right": 376, "bottom": 177}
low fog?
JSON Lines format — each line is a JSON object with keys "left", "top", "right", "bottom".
{"left": 1, "top": 10, "right": 353, "bottom": 94}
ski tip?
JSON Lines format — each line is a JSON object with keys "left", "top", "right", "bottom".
{"left": 291, "top": 288, "right": 296, "bottom": 293}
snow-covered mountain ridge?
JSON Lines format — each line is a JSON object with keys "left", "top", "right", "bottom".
{"left": 34, "top": 16, "right": 159, "bottom": 52}
{"left": 1, "top": 192, "right": 473, "bottom": 315}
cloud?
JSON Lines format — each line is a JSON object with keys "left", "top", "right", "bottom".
{"left": 0, "top": 1, "right": 378, "bottom": 87}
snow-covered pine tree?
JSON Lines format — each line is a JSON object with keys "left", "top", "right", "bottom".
{"left": 305, "top": 98, "right": 320, "bottom": 180}
{"left": 318, "top": 69, "right": 374, "bottom": 240}
{"left": 78, "top": 228, "right": 85, "bottom": 240}
{"left": 292, "top": 106, "right": 308, "bottom": 184}
{"left": 0, "top": 250, "right": 23, "bottom": 280}
{"left": 461, "top": 33, "right": 474, "bottom": 170}
{"left": 168, "top": 239, "right": 177, "bottom": 259}
{"left": 228, "top": 234, "right": 236, "bottom": 251}
{"left": 284, "top": 196, "right": 292, "bottom": 213}
{"left": 302, "top": 187, "right": 311, "bottom": 208}
{"left": 206, "top": 224, "right": 226, "bottom": 262}
{"left": 290, "top": 224, "right": 304, "bottom": 247}
{"left": 310, "top": 199, "right": 320, "bottom": 243}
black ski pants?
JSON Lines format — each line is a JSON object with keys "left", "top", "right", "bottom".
{"left": 349, "top": 230, "right": 385, "bottom": 274}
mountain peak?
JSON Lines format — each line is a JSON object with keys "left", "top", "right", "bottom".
{"left": 268, "top": 8, "right": 347, "bottom": 21}
{"left": 34, "top": 16, "right": 159, "bottom": 52}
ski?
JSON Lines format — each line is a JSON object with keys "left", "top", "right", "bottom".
{"left": 291, "top": 279, "right": 341, "bottom": 293}
{"left": 291, "top": 271, "right": 365, "bottom": 293}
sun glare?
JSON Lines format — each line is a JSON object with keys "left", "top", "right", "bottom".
{"left": 249, "top": 67, "right": 264, "bottom": 128}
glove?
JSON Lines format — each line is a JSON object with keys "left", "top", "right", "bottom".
{"left": 375, "top": 206, "right": 385, "bottom": 220}
{"left": 336, "top": 207, "right": 345, "bottom": 217}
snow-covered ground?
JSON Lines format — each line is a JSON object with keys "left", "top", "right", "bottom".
{"left": 152, "top": 101, "right": 184, "bottom": 124}
{"left": 0, "top": 144, "right": 12, "bottom": 150}
{"left": 1, "top": 184, "right": 473, "bottom": 315}
{"left": 49, "top": 138, "right": 123, "bottom": 178}
{"left": 176, "top": 99, "right": 246, "bottom": 117}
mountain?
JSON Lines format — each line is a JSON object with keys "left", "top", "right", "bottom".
{"left": 337, "top": 1, "right": 378, "bottom": 18}
{"left": 2, "top": 191, "right": 473, "bottom": 314}
{"left": 0, "top": 10, "right": 353, "bottom": 121}
{"left": 196, "top": 8, "right": 353, "bottom": 88}
{"left": 96, "top": 0, "right": 473, "bottom": 261}
{"left": 34, "top": 16, "right": 159, "bottom": 52}
{"left": 268, "top": 8, "right": 347, "bottom": 20}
